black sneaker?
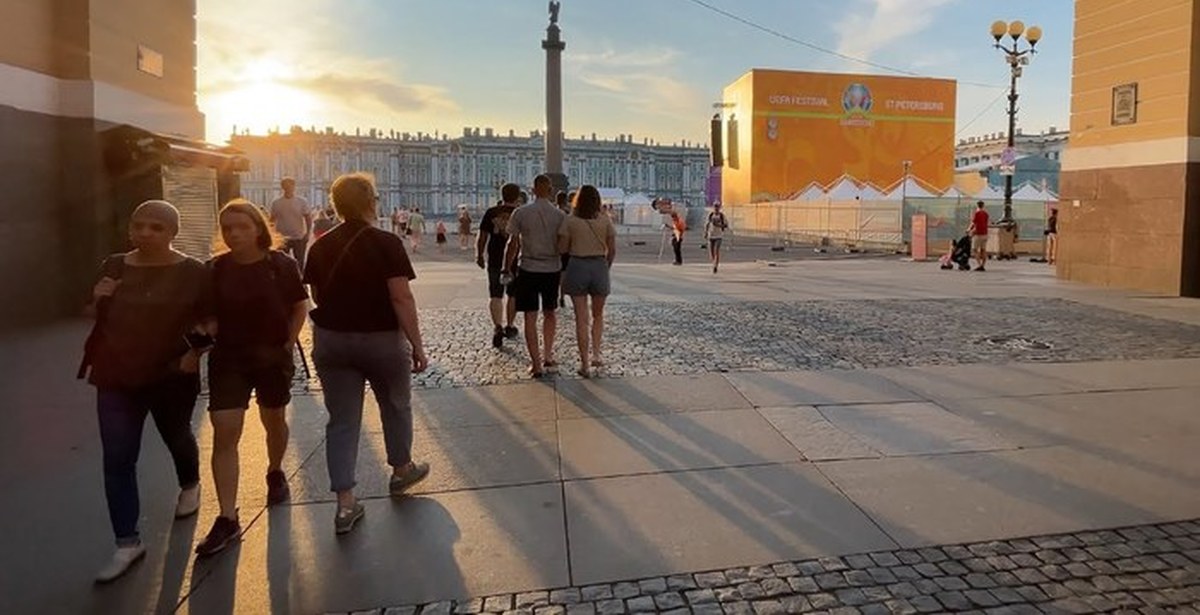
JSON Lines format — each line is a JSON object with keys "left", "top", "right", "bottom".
{"left": 266, "top": 470, "right": 290, "bottom": 506}
{"left": 491, "top": 327, "right": 504, "bottom": 348}
{"left": 334, "top": 502, "right": 365, "bottom": 535}
{"left": 195, "top": 515, "right": 241, "bottom": 557}
{"left": 504, "top": 326, "right": 519, "bottom": 339}
{"left": 389, "top": 461, "right": 431, "bottom": 497}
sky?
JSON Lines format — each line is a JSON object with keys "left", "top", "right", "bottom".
{"left": 196, "top": 0, "right": 1074, "bottom": 147}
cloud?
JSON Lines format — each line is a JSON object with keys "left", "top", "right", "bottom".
{"left": 573, "top": 47, "right": 681, "bottom": 68}
{"left": 835, "top": 0, "right": 957, "bottom": 62}
{"left": 196, "top": 0, "right": 456, "bottom": 137}
{"left": 569, "top": 44, "right": 702, "bottom": 118}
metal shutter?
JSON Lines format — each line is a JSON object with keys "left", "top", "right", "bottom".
{"left": 162, "top": 164, "right": 218, "bottom": 260}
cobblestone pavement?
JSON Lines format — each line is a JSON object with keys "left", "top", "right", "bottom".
{"left": 350, "top": 520, "right": 1200, "bottom": 615}
{"left": 282, "top": 297, "right": 1200, "bottom": 391}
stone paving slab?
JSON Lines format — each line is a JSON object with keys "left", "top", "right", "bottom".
{"left": 934, "top": 387, "right": 1200, "bottom": 454}
{"left": 181, "top": 485, "right": 571, "bottom": 614}
{"left": 1031, "top": 357, "right": 1200, "bottom": 392}
{"left": 725, "top": 370, "right": 924, "bottom": 408}
{"left": 870, "top": 363, "right": 1089, "bottom": 402}
{"left": 557, "top": 409, "right": 800, "bottom": 479}
{"left": 413, "top": 383, "right": 559, "bottom": 429}
{"left": 365, "top": 520, "right": 1200, "bottom": 615}
{"left": 817, "top": 402, "right": 1015, "bottom": 457}
{"left": 290, "top": 421, "right": 560, "bottom": 502}
{"left": 756, "top": 406, "right": 882, "bottom": 461}
{"left": 563, "top": 464, "right": 898, "bottom": 585}
{"left": 818, "top": 446, "right": 1200, "bottom": 548}
{"left": 555, "top": 374, "right": 752, "bottom": 419}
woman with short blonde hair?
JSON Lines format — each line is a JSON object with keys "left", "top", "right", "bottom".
{"left": 303, "top": 173, "right": 430, "bottom": 534}
{"left": 330, "top": 173, "right": 376, "bottom": 223}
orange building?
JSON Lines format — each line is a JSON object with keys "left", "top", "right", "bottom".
{"left": 1059, "top": 0, "right": 1199, "bottom": 297}
{"left": 719, "top": 69, "right": 956, "bottom": 205}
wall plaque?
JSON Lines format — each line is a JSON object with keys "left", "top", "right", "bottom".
{"left": 138, "top": 45, "right": 164, "bottom": 77}
{"left": 1112, "top": 83, "right": 1137, "bottom": 125}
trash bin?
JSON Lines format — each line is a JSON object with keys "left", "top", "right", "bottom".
{"left": 997, "top": 222, "right": 1018, "bottom": 260}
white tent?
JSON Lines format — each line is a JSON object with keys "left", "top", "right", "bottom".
{"left": 883, "top": 177, "right": 937, "bottom": 200}
{"left": 791, "top": 182, "right": 827, "bottom": 201}
{"left": 598, "top": 187, "right": 625, "bottom": 204}
{"left": 940, "top": 185, "right": 967, "bottom": 199}
{"left": 826, "top": 175, "right": 864, "bottom": 200}
{"left": 624, "top": 192, "right": 652, "bottom": 207}
{"left": 974, "top": 184, "right": 1004, "bottom": 200}
{"left": 858, "top": 182, "right": 885, "bottom": 200}
{"left": 1011, "top": 182, "right": 1050, "bottom": 201}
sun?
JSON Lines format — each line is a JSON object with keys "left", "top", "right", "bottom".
{"left": 201, "top": 57, "right": 323, "bottom": 139}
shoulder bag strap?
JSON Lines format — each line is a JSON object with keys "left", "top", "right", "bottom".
{"left": 323, "top": 226, "right": 370, "bottom": 291}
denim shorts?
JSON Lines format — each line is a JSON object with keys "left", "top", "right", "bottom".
{"left": 562, "top": 256, "right": 610, "bottom": 297}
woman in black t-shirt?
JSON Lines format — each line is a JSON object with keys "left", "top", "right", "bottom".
{"left": 194, "top": 200, "right": 309, "bottom": 557}
{"left": 83, "top": 200, "right": 213, "bottom": 583}
{"left": 303, "top": 173, "right": 430, "bottom": 535}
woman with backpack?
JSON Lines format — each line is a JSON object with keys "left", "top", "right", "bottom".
{"left": 194, "top": 200, "right": 309, "bottom": 557}
{"left": 83, "top": 200, "right": 213, "bottom": 582}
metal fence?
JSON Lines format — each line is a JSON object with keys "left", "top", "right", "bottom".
{"left": 688, "top": 198, "right": 1057, "bottom": 252}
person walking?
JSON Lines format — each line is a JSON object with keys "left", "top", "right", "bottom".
{"left": 503, "top": 174, "right": 567, "bottom": 378}
{"left": 1045, "top": 208, "right": 1058, "bottom": 265}
{"left": 303, "top": 173, "right": 429, "bottom": 535}
{"left": 435, "top": 220, "right": 448, "bottom": 253}
{"left": 194, "top": 200, "right": 308, "bottom": 557}
{"left": 669, "top": 209, "right": 687, "bottom": 266}
{"left": 269, "top": 177, "right": 312, "bottom": 271}
{"left": 705, "top": 202, "right": 729, "bottom": 273}
{"left": 969, "top": 200, "right": 990, "bottom": 272}
{"left": 408, "top": 207, "right": 426, "bottom": 253}
{"left": 457, "top": 205, "right": 473, "bottom": 250}
{"left": 557, "top": 185, "right": 616, "bottom": 377}
{"left": 398, "top": 206, "right": 412, "bottom": 235}
{"left": 81, "top": 200, "right": 213, "bottom": 582}
{"left": 477, "top": 186, "right": 520, "bottom": 348}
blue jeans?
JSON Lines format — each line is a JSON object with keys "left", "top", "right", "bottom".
{"left": 312, "top": 327, "right": 413, "bottom": 492}
{"left": 96, "top": 374, "right": 201, "bottom": 545}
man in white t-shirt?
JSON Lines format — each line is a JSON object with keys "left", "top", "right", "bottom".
{"left": 269, "top": 177, "right": 312, "bottom": 269}
{"left": 503, "top": 174, "right": 567, "bottom": 378}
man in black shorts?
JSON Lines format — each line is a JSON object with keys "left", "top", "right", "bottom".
{"left": 477, "top": 185, "right": 520, "bottom": 348}
{"left": 503, "top": 175, "right": 567, "bottom": 377}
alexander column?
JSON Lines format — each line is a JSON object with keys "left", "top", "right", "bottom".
{"left": 543, "top": 1, "right": 568, "bottom": 193}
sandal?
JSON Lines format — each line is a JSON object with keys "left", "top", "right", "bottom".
{"left": 543, "top": 359, "right": 559, "bottom": 372}
{"left": 528, "top": 367, "right": 545, "bottom": 379}
{"left": 576, "top": 367, "right": 590, "bottom": 379}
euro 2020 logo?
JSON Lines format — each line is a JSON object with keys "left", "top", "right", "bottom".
{"left": 842, "top": 83, "right": 873, "bottom": 115}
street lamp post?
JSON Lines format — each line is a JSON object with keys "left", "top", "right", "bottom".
{"left": 990, "top": 19, "right": 1042, "bottom": 222}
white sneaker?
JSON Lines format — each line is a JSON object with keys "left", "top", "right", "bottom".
{"left": 95, "top": 543, "right": 146, "bottom": 583}
{"left": 175, "top": 484, "right": 200, "bottom": 518}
